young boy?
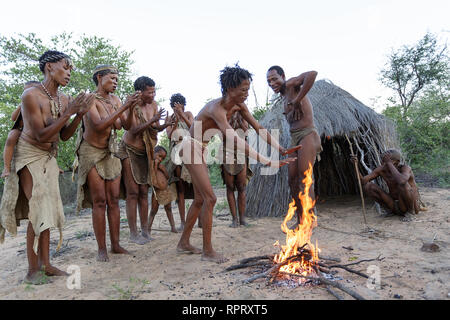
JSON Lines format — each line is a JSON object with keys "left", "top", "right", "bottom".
{"left": 148, "top": 146, "right": 178, "bottom": 235}
{"left": 1, "top": 81, "right": 40, "bottom": 178}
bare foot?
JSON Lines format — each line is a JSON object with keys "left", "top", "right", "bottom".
{"left": 111, "top": 244, "right": 130, "bottom": 255}
{"left": 400, "top": 213, "right": 414, "bottom": 222}
{"left": 24, "top": 270, "right": 50, "bottom": 285}
{"left": 1, "top": 169, "right": 10, "bottom": 178}
{"left": 170, "top": 227, "right": 179, "bottom": 233}
{"left": 239, "top": 219, "right": 250, "bottom": 227}
{"left": 177, "top": 223, "right": 185, "bottom": 232}
{"left": 129, "top": 233, "right": 150, "bottom": 245}
{"left": 201, "top": 251, "right": 229, "bottom": 264}
{"left": 141, "top": 231, "right": 155, "bottom": 241}
{"left": 42, "top": 265, "right": 69, "bottom": 277}
{"left": 176, "top": 243, "right": 202, "bottom": 254}
{"left": 97, "top": 248, "right": 109, "bottom": 262}
{"left": 229, "top": 220, "right": 239, "bottom": 228}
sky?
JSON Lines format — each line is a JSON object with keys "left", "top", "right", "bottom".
{"left": 0, "top": 0, "right": 448, "bottom": 114}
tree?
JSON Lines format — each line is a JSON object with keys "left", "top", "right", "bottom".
{"left": 380, "top": 33, "right": 449, "bottom": 187}
{"left": 380, "top": 32, "right": 449, "bottom": 120}
{"left": 0, "top": 33, "right": 136, "bottom": 171}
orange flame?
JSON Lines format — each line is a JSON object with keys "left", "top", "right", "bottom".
{"left": 274, "top": 163, "right": 319, "bottom": 276}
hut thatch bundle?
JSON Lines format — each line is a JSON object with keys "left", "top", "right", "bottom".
{"left": 245, "top": 79, "right": 399, "bottom": 218}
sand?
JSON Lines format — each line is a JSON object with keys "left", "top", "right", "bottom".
{"left": 0, "top": 187, "right": 448, "bottom": 300}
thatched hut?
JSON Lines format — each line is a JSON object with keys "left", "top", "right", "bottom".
{"left": 245, "top": 79, "right": 399, "bottom": 218}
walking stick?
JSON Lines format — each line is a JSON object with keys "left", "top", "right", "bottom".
{"left": 345, "top": 134, "right": 368, "bottom": 227}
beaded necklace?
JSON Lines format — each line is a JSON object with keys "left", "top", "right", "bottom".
{"left": 41, "top": 82, "right": 62, "bottom": 119}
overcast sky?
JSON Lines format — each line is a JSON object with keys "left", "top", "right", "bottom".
{"left": 1, "top": 0, "right": 448, "bottom": 113}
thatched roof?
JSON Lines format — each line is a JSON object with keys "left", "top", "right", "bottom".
{"left": 245, "top": 79, "right": 399, "bottom": 218}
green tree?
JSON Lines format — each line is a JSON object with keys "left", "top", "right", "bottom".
{"left": 0, "top": 33, "right": 136, "bottom": 173}
{"left": 380, "top": 32, "right": 449, "bottom": 120}
{"left": 380, "top": 33, "right": 449, "bottom": 187}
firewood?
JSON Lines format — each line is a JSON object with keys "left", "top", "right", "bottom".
{"left": 278, "top": 271, "right": 366, "bottom": 300}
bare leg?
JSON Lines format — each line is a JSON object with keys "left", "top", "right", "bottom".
{"left": 138, "top": 184, "right": 150, "bottom": 240}
{"left": 122, "top": 158, "right": 147, "bottom": 245}
{"left": 147, "top": 193, "right": 159, "bottom": 239}
{"left": 176, "top": 181, "right": 203, "bottom": 254}
{"left": 19, "top": 167, "right": 67, "bottom": 282}
{"left": 363, "top": 182, "right": 395, "bottom": 214}
{"left": 397, "top": 182, "right": 417, "bottom": 222}
{"left": 38, "top": 229, "right": 68, "bottom": 277}
{"left": 164, "top": 203, "right": 178, "bottom": 233}
{"left": 175, "top": 166, "right": 186, "bottom": 231}
{"left": 179, "top": 159, "right": 228, "bottom": 263}
{"left": 235, "top": 167, "right": 248, "bottom": 226}
{"left": 87, "top": 167, "right": 109, "bottom": 262}
{"left": 223, "top": 167, "right": 238, "bottom": 228}
{"left": 293, "top": 132, "right": 321, "bottom": 226}
{"left": 106, "top": 176, "right": 129, "bottom": 255}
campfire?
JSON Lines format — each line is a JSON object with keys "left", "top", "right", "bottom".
{"left": 272, "top": 163, "right": 320, "bottom": 284}
{"left": 224, "top": 164, "right": 386, "bottom": 300}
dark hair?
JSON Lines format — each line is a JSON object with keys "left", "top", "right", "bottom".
{"left": 154, "top": 145, "right": 167, "bottom": 155}
{"left": 219, "top": 64, "right": 253, "bottom": 96}
{"left": 170, "top": 93, "right": 186, "bottom": 108}
{"left": 134, "top": 76, "right": 155, "bottom": 91}
{"left": 268, "top": 65, "right": 285, "bottom": 77}
{"left": 92, "top": 65, "right": 119, "bottom": 86}
{"left": 38, "top": 50, "right": 71, "bottom": 74}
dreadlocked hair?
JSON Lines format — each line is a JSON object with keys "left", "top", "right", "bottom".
{"left": 219, "top": 64, "right": 253, "bottom": 96}
{"left": 170, "top": 93, "right": 186, "bottom": 108}
{"left": 38, "top": 50, "right": 71, "bottom": 74}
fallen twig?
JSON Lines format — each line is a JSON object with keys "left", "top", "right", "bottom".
{"left": 279, "top": 271, "right": 366, "bottom": 300}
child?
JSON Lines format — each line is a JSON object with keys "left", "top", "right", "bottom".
{"left": 1, "top": 81, "right": 40, "bottom": 178}
{"left": 148, "top": 146, "right": 178, "bottom": 235}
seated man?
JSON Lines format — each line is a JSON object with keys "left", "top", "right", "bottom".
{"left": 147, "top": 146, "right": 178, "bottom": 236}
{"left": 352, "top": 149, "right": 421, "bottom": 221}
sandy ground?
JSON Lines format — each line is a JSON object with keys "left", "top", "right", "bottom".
{"left": 0, "top": 187, "right": 448, "bottom": 300}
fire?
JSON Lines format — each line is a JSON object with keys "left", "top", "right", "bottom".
{"left": 274, "top": 163, "right": 320, "bottom": 277}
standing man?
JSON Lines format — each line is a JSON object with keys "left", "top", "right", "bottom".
{"left": 0, "top": 50, "right": 94, "bottom": 284}
{"left": 116, "top": 76, "right": 169, "bottom": 244}
{"left": 267, "top": 66, "right": 321, "bottom": 226}
{"left": 165, "top": 93, "right": 194, "bottom": 231}
{"left": 75, "top": 65, "right": 141, "bottom": 262}
{"left": 221, "top": 111, "right": 253, "bottom": 228}
{"left": 176, "top": 65, "right": 300, "bottom": 264}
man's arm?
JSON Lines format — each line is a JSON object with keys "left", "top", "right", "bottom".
{"left": 288, "top": 71, "right": 318, "bottom": 106}
{"left": 239, "top": 103, "right": 298, "bottom": 155}
{"left": 212, "top": 108, "right": 294, "bottom": 167}
{"left": 129, "top": 108, "right": 165, "bottom": 136}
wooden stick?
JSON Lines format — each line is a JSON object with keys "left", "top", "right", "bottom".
{"left": 224, "top": 260, "right": 271, "bottom": 272}
{"left": 238, "top": 255, "right": 274, "bottom": 265}
{"left": 326, "top": 285, "right": 345, "bottom": 300}
{"left": 345, "top": 134, "right": 368, "bottom": 226}
{"left": 279, "top": 271, "right": 366, "bottom": 300}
